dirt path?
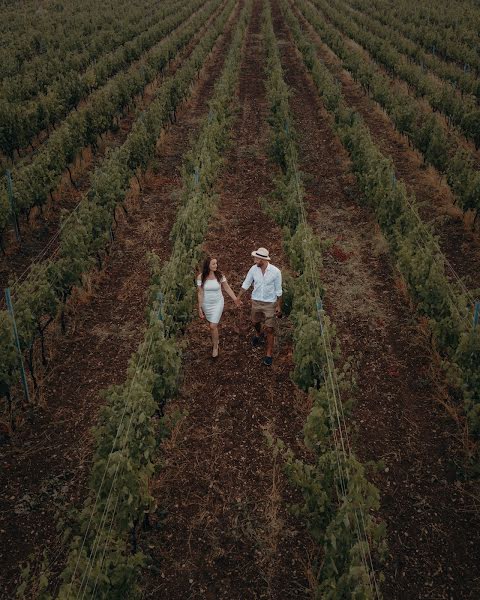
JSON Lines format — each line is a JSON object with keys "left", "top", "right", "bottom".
{"left": 292, "top": 0, "right": 480, "bottom": 294}
{"left": 271, "top": 0, "right": 480, "bottom": 598}
{"left": 0, "top": 6, "right": 240, "bottom": 595}
{"left": 140, "top": 1, "right": 313, "bottom": 597}
{"left": 0, "top": 0, "right": 224, "bottom": 287}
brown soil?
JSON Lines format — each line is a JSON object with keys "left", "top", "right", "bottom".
{"left": 340, "top": 0, "right": 474, "bottom": 105}
{"left": 312, "top": 0, "right": 480, "bottom": 167}
{"left": 0, "top": 5, "right": 240, "bottom": 595}
{"left": 271, "top": 1, "right": 480, "bottom": 598}
{"left": 2, "top": 0, "right": 480, "bottom": 598}
{"left": 0, "top": 0, "right": 225, "bottom": 280}
{"left": 293, "top": 0, "right": 480, "bottom": 296}
{"left": 139, "top": 2, "right": 314, "bottom": 597}
{"left": 0, "top": 1, "right": 179, "bottom": 172}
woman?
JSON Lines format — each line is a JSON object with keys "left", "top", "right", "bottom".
{"left": 197, "top": 256, "right": 238, "bottom": 357}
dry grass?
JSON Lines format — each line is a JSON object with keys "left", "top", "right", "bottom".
{"left": 254, "top": 434, "right": 285, "bottom": 596}
{"left": 237, "top": 144, "right": 262, "bottom": 161}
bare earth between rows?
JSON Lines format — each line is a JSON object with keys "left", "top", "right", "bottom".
{"left": 0, "top": 0, "right": 225, "bottom": 288}
{"left": 0, "top": 6, "right": 240, "bottom": 594}
{"left": 272, "top": 1, "right": 480, "bottom": 598}
{"left": 140, "top": 1, "right": 313, "bottom": 597}
{"left": 294, "top": 0, "right": 480, "bottom": 293}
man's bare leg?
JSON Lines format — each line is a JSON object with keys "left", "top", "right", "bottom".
{"left": 265, "top": 326, "right": 274, "bottom": 358}
{"left": 252, "top": 321, "right": 265, "bottom": 346}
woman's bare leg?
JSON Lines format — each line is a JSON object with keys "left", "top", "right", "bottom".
{"left": 210, "top": 323, "right": 219, "bottom": 356}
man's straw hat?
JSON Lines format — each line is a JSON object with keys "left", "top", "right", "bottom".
{"left": 251, "top": 247, "right": 271, "bottom": 261}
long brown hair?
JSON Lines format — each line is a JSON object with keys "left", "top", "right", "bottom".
{"left": 200, "top": 256, "right": 223, "bottom": 286}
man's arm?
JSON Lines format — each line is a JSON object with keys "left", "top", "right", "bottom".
{"left": 275, "top": 269, "right": 282, "bottom": 313}
{"left": 238, "top": 266, "right": 254, "bottom": 301}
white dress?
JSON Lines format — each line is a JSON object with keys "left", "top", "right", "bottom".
{"left": 197, "top": 275, "right": 226, "bottom": 324}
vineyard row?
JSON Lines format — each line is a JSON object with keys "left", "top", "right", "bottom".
{"left": 0, "top": 0, "right": 214, "bottom": 245}
{"left": 296, "top": 0, "right": 480, "bottom": 221}
{"left": 0, "top": 0, "right": 154, "bottom": 79}
{"left": 318, "top": 0, "right": 480, "bottom": 149}
{"left": 46, "top": 3, "right": 252, "bottom": 597}
{"left": 262, "top": 3, "right": 384, "bottom": 596}
{"left": 338, "top": 0, "right": 480, "bottom": 101}
{"left": 0, "top": 0, "right": 235, "bottom": 425}
{"left": 0, "top": 0, "right": 190, "bottom": 163}
{"left": 350, "top": 0, "right": 480, "bottom": 74}
{"left": 282, "top": 0, "right": 480, "bottom": 464}
{"left": 1, "top": 0, "right": 165, "bottom": 101}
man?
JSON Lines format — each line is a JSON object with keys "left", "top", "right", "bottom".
{"left": 237, "top": 247, "right": 282, "bottom": 366}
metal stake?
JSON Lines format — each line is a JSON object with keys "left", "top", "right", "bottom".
{"left": 5, "top": 288, "right": 30, "bottom": 403}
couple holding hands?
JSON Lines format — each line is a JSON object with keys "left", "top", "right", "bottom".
{"left": 196, "top": 247, "right": 282, "bottom": 365}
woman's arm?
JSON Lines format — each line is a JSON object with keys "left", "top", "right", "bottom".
{"left": 222, "top": 280, "right": 238, "bottom": 303}
{"left": 197, "top": 278, "right": 205, "bottom": 318}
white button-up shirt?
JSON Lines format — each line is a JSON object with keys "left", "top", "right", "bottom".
{"left": 241, "top": 263, "right": 282, "bottom": 303}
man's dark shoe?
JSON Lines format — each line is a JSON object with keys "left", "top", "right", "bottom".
{"left": 263, "top": 356, "right": 273, "bottom": 366}
{"left": 252, "top": 335, "right": 265, "bottom": 347}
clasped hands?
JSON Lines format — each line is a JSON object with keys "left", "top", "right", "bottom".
{"left": 233, "top": 295, "right": 281, "bottom": 316}
{"left": 199, "top": 296, "right": 281, "bottom": 315}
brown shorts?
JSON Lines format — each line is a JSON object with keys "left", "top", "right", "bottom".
{"left": 251, "top": 300, "right": 277, "bottom": 329}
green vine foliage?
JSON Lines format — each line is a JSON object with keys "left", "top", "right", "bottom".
{"left": 54, "top": 271, "right": 181, "bottom": 598}
{"left": 38, "top": 5, "right": 252, "bottom": 597}
{"left": 0, "top": 313, "right": 18, "bottom": 397}
{"left": 317, "top": 454, "right": 386, "bottom": 600}
{"left": 15, "top": 551, "right": 51, "bottom": 600}
{"left": 0, "top": 0, "right": 236, "bottom": 411}
{"left": 310, "top": 0, "right": 480, "bottom": 150}
{"left": 57, "top": 534, "right": 143, "bottom": 600}
{"left": 454, "top": 331, "right": 480, "bottom": 439}
{"left": 339, "top": 0, "right": 480, "bottom": 101}
{"left": 297, "top": 0, "right": 480, "bottom": 217}
{"left": 0, "top": 0, "right": 186, "bottom": 157}
{"left": 159, "top": 0, "right": 252, "bottom": 336}
{"left": 283, "top": 221, "right": 322, "bottom": 275}
{"left": 303, "top": 388, "right": 332, "bottom": 454}
{"left": 0, "top": 0, "right": 219, "bottom": 242}
{"left": 283, "top": 0, "right": 480, "bottom": 463}
{"left": 263, "top": 2, "right": 385, "bottom": 596}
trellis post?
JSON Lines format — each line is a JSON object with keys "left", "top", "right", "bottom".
{"left": 5, "top": 288, "right": 30, "bottom": 403}
{"left": 6, "top": 170, "right": 21, "bottom": 241}
{"left": 473, "top": 301, "right": 480, "bottom": 329}
{"left": 156, "top": 291, "right": 164, "bottom": 321}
